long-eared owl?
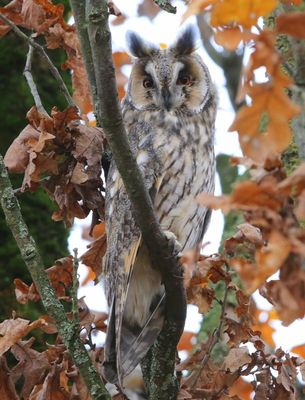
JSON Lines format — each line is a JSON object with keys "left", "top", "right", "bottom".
{"left": 102, "top": 26, "right": 217, "bottom": 387}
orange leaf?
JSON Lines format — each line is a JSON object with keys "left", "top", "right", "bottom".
{"left": 211, "top": 0, "right": 276, "bottom": 28}
{"left": 291, "top": 344, "right": 305, "bottom": 358}
{"left": 214, "top": 27, "right": 245, "bottom": 51}
{"left": 81, "top": 266, "right": 96, "bottom": 286}
{"left": 81, "top": 234, "right": 107, "bottom": 277}
{"left": 277, "top": 12, "right": 305, "bottom": 39}
{"left": 229, "top": 377, "right": 253, "bottom": 398}
{"left": 92, "top": 222, "right": 105, "bottom": 239}
{"left": 178, "top": 331, "right": 195, "bottom": 351}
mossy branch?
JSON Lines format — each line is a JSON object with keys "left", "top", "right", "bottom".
{"left": 0, "top": 154, "right": 110, "bottom": 400}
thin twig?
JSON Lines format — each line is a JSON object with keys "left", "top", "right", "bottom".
{"left": 72, "top": 248, "right": 80, "bottom": 322}
{"left": 24, "top": 44, "right": 48, "bottom": 115}
{"left": 153, "top": 0, "right": 176, "bottom": 13}
{"left": 0, "top": 13, "right": 75, "bottom": 107}
{"left": 189, "top": 277, "right": 230, "bottom": 389}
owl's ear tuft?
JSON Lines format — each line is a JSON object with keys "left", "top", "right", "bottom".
{"left": 171, "top": 26, "right": 196, "bottom": 55}
{"left": 126, "top": 31, "right": 157, "bottom": 58}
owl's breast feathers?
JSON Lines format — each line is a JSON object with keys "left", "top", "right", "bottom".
{"left": 102, "top": 93, "right": 216, "bottom": 385}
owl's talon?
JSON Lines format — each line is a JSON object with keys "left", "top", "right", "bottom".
{"left": 163, "top": 230, "right": 182, "bottom": 255}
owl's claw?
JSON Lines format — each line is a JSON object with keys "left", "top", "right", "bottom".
{"left": 163, "top": 230, "right": 182, "bottom": 256}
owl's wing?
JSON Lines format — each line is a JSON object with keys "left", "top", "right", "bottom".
{"left": 102, "top": 125, "right": 164, "bottom": 386}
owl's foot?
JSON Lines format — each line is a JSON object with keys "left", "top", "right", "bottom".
{"left": 163, "top": 230, "right": 182, "bottom": 256}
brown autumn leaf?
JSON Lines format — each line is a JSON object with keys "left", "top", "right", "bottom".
{"left": 255, "top": 230, "right": 290, "bottom": 279}
{"left": 230, "top": 78, "right": 300, "bottom": 162}
{"left": 81, "top": 232, "right": 107, "bottom": 277}
{"left": 15, "top": 257, "right": 73, "bottom": 304}
{"left": 0, "top": 357, "right": 19, "bottom": 400}
{"left": 14, "top": 278, "right": 40, "bottom": 304}
{"left": 277, "top": 12, "right": 305, "bottom": 39}
{"left": 0, "top": 318, "right": 45, "bottom": 356}
{"left": 10, "top": 338, "right": 51, "bottom": 399}
{"left": 223, "top": 347, "right": 252, "bottom": 373}
{"left": 261, "top": 277, "right": 305, "bottom": 326}
{"left": 0, "top": 0, "right": 23, "bottom": 37}
{"left": 198, "top": 180, "right": 282, "bottom": 214}
{"left": 4, "top": 125, "right": 39, "bottom": 173}
{"left": 6, "top": 105, "right": 105, "bottom": 226}
{"left": 29, "top": 363, "right": 70, "bottom": 400}
{"left": 229, "top": 377, "right": 253, "bottom": 399}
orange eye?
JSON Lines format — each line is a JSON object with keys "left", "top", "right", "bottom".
{"left": 143, "top": 78, "right": 154, "bottom": 88}
{"left": 177, "top": 74, "right": 191, "bottom": 86}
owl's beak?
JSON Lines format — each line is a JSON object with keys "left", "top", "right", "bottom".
{"left": 161, "top": 86, "right": 172, "bottom": 111}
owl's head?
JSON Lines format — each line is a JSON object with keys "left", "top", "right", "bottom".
{"left": 125, "top": 26, "right": 212, "bottom": 114}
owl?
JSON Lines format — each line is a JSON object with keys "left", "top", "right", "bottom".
{"left": 102, "top": 26, "right": 217, "bottom": 388}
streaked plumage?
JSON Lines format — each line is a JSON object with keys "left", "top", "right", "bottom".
{"left": 102, "top": 26, "right": 217, "bottom": 388}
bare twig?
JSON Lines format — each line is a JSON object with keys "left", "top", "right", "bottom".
{"left": 24, "top": 44, "right": 48, "bottom": 115}
{"left": 0, "top": 13, "right": 75, "bottom": 107}
{"left": 153, "top": 0, "right": 176, "bottom": 13}
{"left": 0, "top": 153, "right": 110, "bottom": 400}
{"left": 72, "top": 248, "right": 80, "bottom": 322}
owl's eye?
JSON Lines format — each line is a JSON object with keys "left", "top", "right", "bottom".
{"left": 143, "top": 78, "right": 154, "bottom": 89}
{"left": 177, "top": 74, "right": 191, "bottom": 86}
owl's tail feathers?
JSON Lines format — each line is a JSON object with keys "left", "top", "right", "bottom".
{"left": 102, "top": 296, "right": 165, "bottom": 388}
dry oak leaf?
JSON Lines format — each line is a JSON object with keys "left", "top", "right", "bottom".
{"left": 0, "top": 356, "right": 19, "bottom": 400}
{"left": 21, "top": 0, "right": 64, "bottom": 35}
{"left": 0, "top": 318, "right": 45, "bottom": 356}
{"left": 81, "top": 223, "right": 107, "bottom": 277}
{"left": 277, "top": 12, "right": 305, "bottom": 39}
{"left": 29, "top": 363, "right": 70, "bottom": 400}
{"left": 11, "top": 338, "right": 51, "bottom": 399}
{"left": 230, "top": 76, "right": 300, "bottom": 163}
{"left": 223, "top": 347, "right": 252, "bottom": 373}
{"left": 260, "top": 277, "right": 305, "bottom": 326}
{"left": 198, "top": 180, "right": 282, "bottom": 214}
{"left": 0, "top": 0, "right": 23, "bottom": 37}
{"left": 4, "top": 124, "right": 39, "bottom": 173}
{"left": 14, "top": 278, "right": 41, "bottom": 304}
{"left": 229, "top": 377, "right": 253, "bottom": 399}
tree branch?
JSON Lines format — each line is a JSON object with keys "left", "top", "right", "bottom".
{"left": 0, "top": 153, "right": 110, "bottom": 400}
{"left": 153, "top": 0, "right": 176, "bottom": 14}
{"left": 69, "top": 0, "right": 98, "bottom": 108}
{"left": 0, "top": 13, "right": 75, "bottom": 107}
{"left": 23, "top": 44, "right": 48, "bottom": 115}
{"left": 72, "top": 0, "right": 186, "bottom": 396}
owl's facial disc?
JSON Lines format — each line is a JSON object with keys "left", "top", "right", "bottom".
{"left": 141, "top": 60, "right": 192, "bottom": 112}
